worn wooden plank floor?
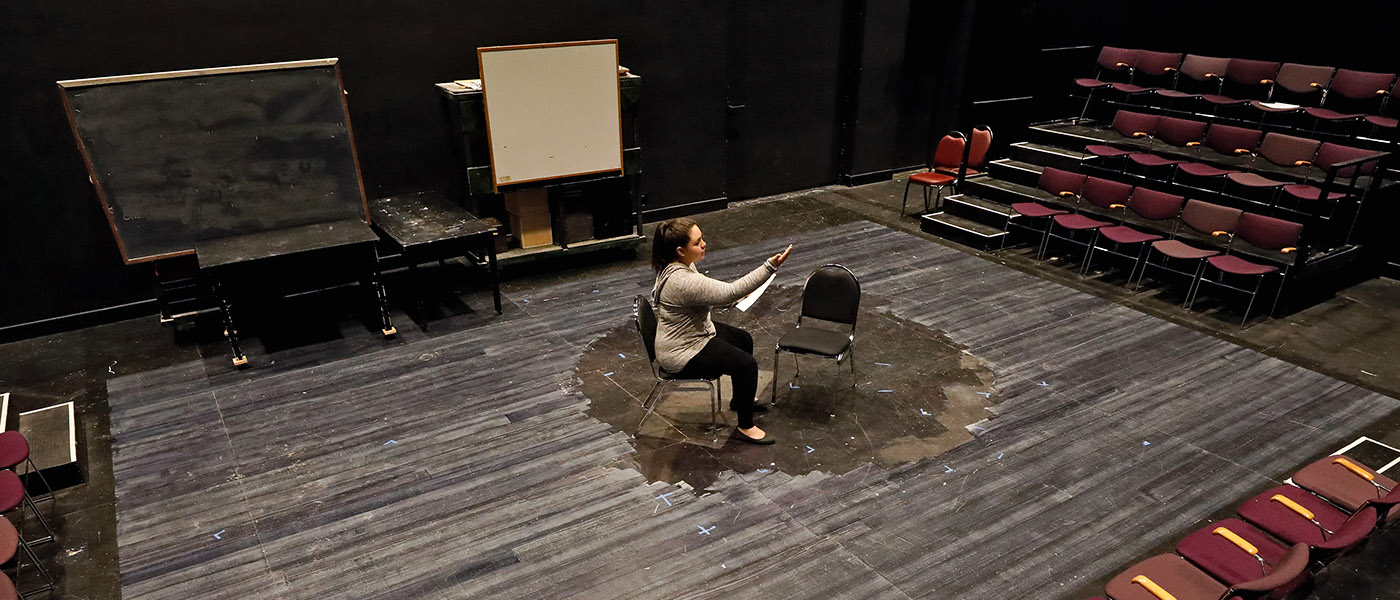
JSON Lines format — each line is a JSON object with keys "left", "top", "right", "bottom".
{"left": 108, "top": 221, "right": 1399, "bottom": 599}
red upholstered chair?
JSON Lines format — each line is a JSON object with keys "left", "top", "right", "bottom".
{"left": 1250, "top": 63, "right": 1336, "bottom": 114}
{"left": 1202, "top": 58, "right": 1282, "bottom": 106}
{"left": 1074, "top": 46, "right": 1142, "bottom": 122}
{"left": 903, "top": 131, "right": 966, "bottom": 216}
{"left": 952, "top": 124, "right": 993, "bottom": 178}
{"left": 1085, "top": 111, "right": 1160, "bottom": 171}
{"left": 1291, "top": 455, "right": 1398, "bottom": 517}
{"left": 1303, "top": 69, "right": 1396, "bottom": 125}
{"left": 1155, "top": 54, "right": 1231, "bottom": 102}
{"left": 1085, "top": 187, "right": 1184, "bottom": 280}
{"left": 1135, "top": 200, "right": 1242, "bottom": 299}
{"left": 1111, "top": 50, "right": 1184, "bottom": 94}
{"left": 1177, "top": 519, "right": 1308, "bottom": 599}
{"left": 1279, "top": 143, "right": 1385, "bottom": 210}
{"left": 1005, "top": 167, "right": 1082, "bottom": 249}
{"left": 1172, "top": 123, "right": 1261, "bottom": 187}
{"left": 1225, "top": 133, "right": 1321, "bottom": 203}
{"left": 1237, "top": 484, "right": 1377, "bottom": 562}
{"left": 1040, "top": 177, "right": 1127, "bottom": 263}
{"left": 1186, "top": 212, "right": 1302, "bottom": 325}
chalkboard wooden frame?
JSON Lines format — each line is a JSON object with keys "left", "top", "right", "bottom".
{"left": 476, "top": 40, "right": 625, "bottom": 192}
{"left": 58, "top": 58, "right": 371, "bottom": 264}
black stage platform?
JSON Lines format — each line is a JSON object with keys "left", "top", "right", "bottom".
{"left": 105, "top": 220, "right": 1399, "bottom": 599}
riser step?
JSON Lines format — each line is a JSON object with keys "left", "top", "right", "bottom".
{"left": 986, "top": 159, "right": 1043, "bottom": 188}
{"left": 943, "top": 194, "right": 1016, "bottom": 229}
{"left": 1008, "top": 141, "right": 1085, "bottom": 172}
{"left": 920, "top": 212, "right": 1007, "bottom": 251}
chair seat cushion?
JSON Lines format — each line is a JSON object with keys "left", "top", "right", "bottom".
{"left": 1303, "top": 107, "right": 1363, "bottom": 121}
{"left": 1208, "top": 255, "right": 1277, "bottom": 276}
{"left": 1228, "top": 172, "right": 1286, "bottom": 187}
{"left": 1053, "top": 214, "right": 1112, "bottom": 230}
{"left": 1011, "top": 202, "right": 1067, "bottom": 218}
{"left": 0, "top": 516, "right": 16, "bottom": 565}
{"left": 1366, "top": 115, "right": 1398, "bottom": 128}
{"left": 1112, "top": 83, "right": 1159, "bottom": 94}
{"left": 0, "top": 432, "right": 29, "bottom": 470}
{"left": 1238, "top": 484, "right": 1351, "bottom": 547}
{"left": 777, "top": 327, "right": 852, "bottom": 357}
{"left": 1201, "top": 94, "right": 1248, "bottom": 106}
{"left": 1099, "top": 225, "right": 1163, "bottom": 245}
{"left": 934, "top": 166, "right": 982, "bottom": 177}
{"left": 1177, "top": 162, "right": 1239, "bottom": 177}
{"left": 1128, "top": 153, "right": 1184, "bottom": 167}
{"left": 1086, "top": 144, "right": 1131, "bottom": 157}
{"left": 1292, "top": 455, "right": 1398, "bottom": 512}
{"left": 910, "top": 171, "right": 956, "bottom": 185}
{"left": 0, "top": 472, "right": 23, "bottom": 514}
{"left": 1074, "top": 78, "right": 1111, "bottom": 89}
{"left": 1105, "top": 554, "right": 1228, "bottom": 600}
{"left": 1155, "top": 89, "right": 1201, "bottom": 99}
{"left": 1152, "top": 239, "right": 1219, "bottom": 260}
{"left": 1177, "top": 518, "right": 1290, "bottom": 586}
{"left": 1282, "top": 184, "right": 1347, "bottom": 201}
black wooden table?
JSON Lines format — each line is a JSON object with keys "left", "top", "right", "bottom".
{"left": 196, "top": 219, "right": 396, "bottom": 366}
{"left": 369, "top": 192, "right": 501, "bottom": 328}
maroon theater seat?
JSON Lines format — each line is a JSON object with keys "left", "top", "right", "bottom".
{"left": 1104, "top": 554, "right": 1229, "bottom": 600}
{"left": 1188, "top": 212, "right": 1302, "bottom": 324}
{"left": 1177, "top": 519, "right": 1298, "bottom": 591}
{"left": 1086, "top": 111, "right": 1160, "bottom": 160}
{"left": 1238, "top": 485, "right": 1377, "bottom": 559}
{"left": 1136, "top": 200, "right": 1241, "bottom": 297}
{"left": 1202, "top": 58, "right": 1281, "bottom": 106}
{"left": 1040, "top": 177, "right": 1126, "bottom": 262}
{"left": 1086, "top": 187, "right": 1183, "bottom": 279}
{"left": 1303, "top": 69, "right": 1396, "bottom": 122}
{"left": 1292, "top": 455, "right": 1398, "bottom": 515}
{"left": 1074, "top": 46, "right": 1141, "bottom": 122}
{"left": 1005, "top": 169, "right": 1083, "bottom": 252}
{"left": 1250, "top": 63, "right": 1336, "bottom": 112}
{"left": 1155, "top": 54, "right": 1230, "bottom": 100}
{"left": 1279, "top": 143, "right": 1385, "bottom": 209}
{"left": 1112, "top": 50, "right": 1184, "bottom": 94}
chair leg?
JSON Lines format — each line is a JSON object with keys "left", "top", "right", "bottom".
{"left": 24, "top": 459, "right": 54, "bottom": 504}
{"left": 1241, "top": 275, "right": 1265, "bottom": 327}
{"left": 1184, "top": 262, "right": 1209, "bottom": 310}
{"left": 848, "top": 344, "right": 857, "bottom": 388}
{"left": 1079, "top": 231, "right": 1101, "bottom": 276}
{"left": 634, "top": 381, "right": 663, "bottom": 437}
{"left": 708, "top": 381, "right": 719, "bottom": 428}
{"left": 1076, "top": 89, "right": 1096, "bottom": 124}
{"left": 771, "top": 346, "right": 781, "bottom": 406}
{"left": 1036, "top": 222, "right": 1053, "bottom": 260}
{"left": 20, "top": 490, "right": 53, "bottom": 546}
{"left": 1268, "top": 270, "right": 1289, "bottom": 317}
{"left": 901, "top": 180, "right": 912, "bottom": 216}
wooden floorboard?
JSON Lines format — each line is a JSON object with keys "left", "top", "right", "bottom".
{"left": 108, "top": 220, "right": 1399, "bottom": 599}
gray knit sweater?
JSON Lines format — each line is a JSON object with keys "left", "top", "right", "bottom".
{"left": 651, "top": 259, "right": 777, "bottom": 373}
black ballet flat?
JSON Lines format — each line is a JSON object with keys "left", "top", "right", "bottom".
{"left": 732, "top": 430, "right": 776, "bottom": 445}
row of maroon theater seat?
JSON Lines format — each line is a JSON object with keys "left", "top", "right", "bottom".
{"left": 1074, "top": 47, "right": 1398, "bottom": 135}
{"left": 1089, "top": 454, "right": 1400, "bottom": 600}
{"left": 1085, "top": 110, "right": 1386, "bottom": 220}
{"left": 1007, "top": 167, "right": 1303, "bottom": 325}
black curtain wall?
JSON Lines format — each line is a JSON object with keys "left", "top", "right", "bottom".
{"left": 2, "top": 0, "right": 1393, "bottom": 335}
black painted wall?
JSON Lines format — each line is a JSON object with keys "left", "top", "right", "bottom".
{"left": 2, "top": 1, "right": 1396, "bottom": 333}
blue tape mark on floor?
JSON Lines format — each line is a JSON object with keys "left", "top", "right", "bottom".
{"left": 213, "top": 529, "right": 226, "bottom": 540}
{"left": 657, "top": 491, "right": 676, "bottom": 506}
{"left": 603, "top": 372, "right": 615, "bottom": 377}
{"left": 755, "top": 468, "right": 772, "bottom": 474}
{"left": 805, "top": 445, "right": 815, "bottom": 454}
{"left": 383, "top": 440, "right": 398, "bottom": 446}
{"left": 1035, "top": 381, "right": 1048, "bottom": 387}
{"left": 1142, "top": 441, "right": 1151, "bottom": 446}
{"left": 944, "top": 465, "right": 955, "bottom": 473}
{"left": 997, "top": 453, "right": 1004, "bottom": 460}
{"left": 920, "top": 409, "right": 932, "bottom": 416}
{"left": 976, "top": 392, "right": 991, "bottom": 398}
{"left": 618, "top": 353, "right": 627, "bottom": 359}
{"left": 877, "top": 389, "right": 893, "bottom": 393}
{"left": 789, "top": 382, "right": 800, "bottom": 389}
{"left": 697, "top": 525, "right": 715, "bottom": 535}
{"left": 874, "top": 362, "right": 892, "bottom": 366}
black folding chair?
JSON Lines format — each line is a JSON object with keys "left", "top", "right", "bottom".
{"left": 771, "top": 265, "right": 860, "bottom": 405}
{"left": 633, "top": 295, "right": 722, "bottom": 436}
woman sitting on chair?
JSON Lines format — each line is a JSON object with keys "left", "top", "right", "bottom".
{"left": 651, "top": 218, "right": 792, "bottom": 445}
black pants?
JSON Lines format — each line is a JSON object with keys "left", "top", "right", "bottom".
{"left": 674, "top": 322, "right": 760, "bottom": 428}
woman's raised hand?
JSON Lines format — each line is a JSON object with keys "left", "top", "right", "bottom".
{"left": 771, "top": 244, "right": 793, "bottom": 267}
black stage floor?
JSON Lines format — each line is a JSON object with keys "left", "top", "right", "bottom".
{"left": 106, "top": 219, "right": 1400, "bottom": 599}
{"left": 3, "top": 180, "right": 1400, "bottom": 599}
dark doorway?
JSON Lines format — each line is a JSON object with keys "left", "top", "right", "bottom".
{"left": 724, "top": 0, "right": 845, "bottom": 201}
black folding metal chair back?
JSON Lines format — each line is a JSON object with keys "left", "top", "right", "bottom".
{"left": 771, "top": 265, "right": 861, "bottom": 405}
{"left": 632, "top": 295, "right": 722, "bottom": 436}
